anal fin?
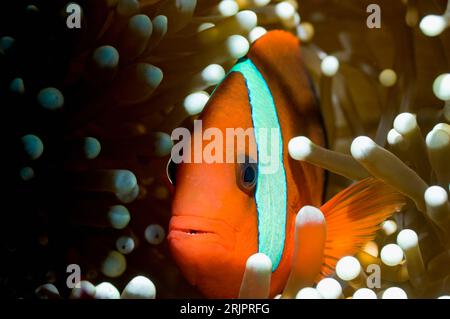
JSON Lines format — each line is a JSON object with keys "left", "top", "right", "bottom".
{"left": 319, "top": 177, "right": 406, "bottom": 277}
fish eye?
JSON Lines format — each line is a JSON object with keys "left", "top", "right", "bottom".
{"left": 237, "top": 158, "right": 257, "bottom": 194}
{"left": 166, "top": 158, "right": 178, "bottom": 185}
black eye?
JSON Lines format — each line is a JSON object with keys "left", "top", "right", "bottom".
{"left": 166, "top": 158, "right": 178, "bottom": 185}
{"left": 237, "top": 159, "right": 257, "bottom": 194}
{"left": 243, "top": 164, "right": 256, "bottom": 184}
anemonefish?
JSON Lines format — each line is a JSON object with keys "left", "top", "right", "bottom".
{"left": 167, "top": 30, "right": 405, "bottom": 298}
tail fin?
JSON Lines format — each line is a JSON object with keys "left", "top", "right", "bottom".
{"left": 319, "top": 178, "right": 405, "bottom": 277}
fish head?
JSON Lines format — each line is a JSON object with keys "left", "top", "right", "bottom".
{"left": 167, "top": 72, "right": 259, "bottom": 298}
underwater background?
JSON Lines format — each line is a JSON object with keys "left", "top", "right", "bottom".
{"left": 1, "top": 0, "right": 449, "bottom": 299}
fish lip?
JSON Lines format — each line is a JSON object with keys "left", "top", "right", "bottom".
{"left": 167, "top": 215, "right": 236, "bottom": 250}
{"left": 169, "top": 228, "right": 213, "bottom": 236}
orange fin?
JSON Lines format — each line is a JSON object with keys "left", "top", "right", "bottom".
{"left": 319, "top": 177, "right": 406, "bottom": 277}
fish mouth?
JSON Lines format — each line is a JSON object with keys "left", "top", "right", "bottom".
{"left": 167, "top": 215, "right": 236, "bottom": 250}
{"left": 167, "top": 215, "right": 237, "bottom": 288}
{"left": 169, "top": 228, "right": 213, "bottom": 236}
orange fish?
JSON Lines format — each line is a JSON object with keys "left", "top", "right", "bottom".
{"left": 167, "top": 30, "right": 404, "bottom": 298}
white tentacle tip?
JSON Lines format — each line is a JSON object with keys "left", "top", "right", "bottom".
{"left": 433, "top": 73, "right": 450, "bottom": 101}
{"left": 249, "top": 26, "right": 267, "bottom": 43}
{"left": 95, "top": 282, "right": 120, "bottom": 299}
{"left": 320, "top": 55, "right": 339, "bottom": 77}
{"left": 350, "top": 136, "right": 376, "bottom": 160}
{"left": 184, "top": 91, "right": 210, "bottom": 116}
{"left": 432, "top": 123, "right": 450, "bottom": 135}
{"left": 380, "top": 244, "right": 404, "bottom": 266}
{"left": 426, "top": 129, "right": 450, "bottom": 151}
{"left": 393, "top": 112, "right": 418, "bottom": 135}
{"left": 236, "top": 10, "right": 258, "bottom": 31}
{"left": 381, "top": 220, "right": 398, "bottom": 236}
{"left": 296, "top": 206, "right": 325, "bottom": 227}
{"left": 336, "top": 256, "right": 361, "bottom": 281}
{"left": 420, "top": 15, "right": 447, "bottom": 37}
{"left": 201, "top": 64, "right": 225, "bottom": 85}
{"left": 316, "top": 278, "right": 343, "bottom": 299}
{"left": 353, "top": 288, "right": 377, "bottom": 299}
{"left": 275, "top": 2, "right": 296, "bottom": 20}
{"left": 379, "top": 69, "right": 397, "bottom": 87}
{"left": 387, "top": 129, "right": 404, "bottom": 147}
{"left": 296, "top": 287, "right": 322, "bottom": 299}
{"left": 288, "top": 136, "right": 313, "bottom": 160}
{"left": 424, "top": 186, "right": 448, "bottom": 208}
{"left": 381, "top": 287, "right": 408, "bottom": 299}
{"left": 121, "top": 276, "right": 156, "bottom": 299}
{"left": 226, "top": 35, "right": 250, "bottom": 59}
{"left": 218, "top": 0, "right": 239, "bottom": 17}
{"left": 245, "top": 253, "right": 272, "bottom": 274}
{"left": 397, "top": 229, "right": 418, "bottom": 250}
